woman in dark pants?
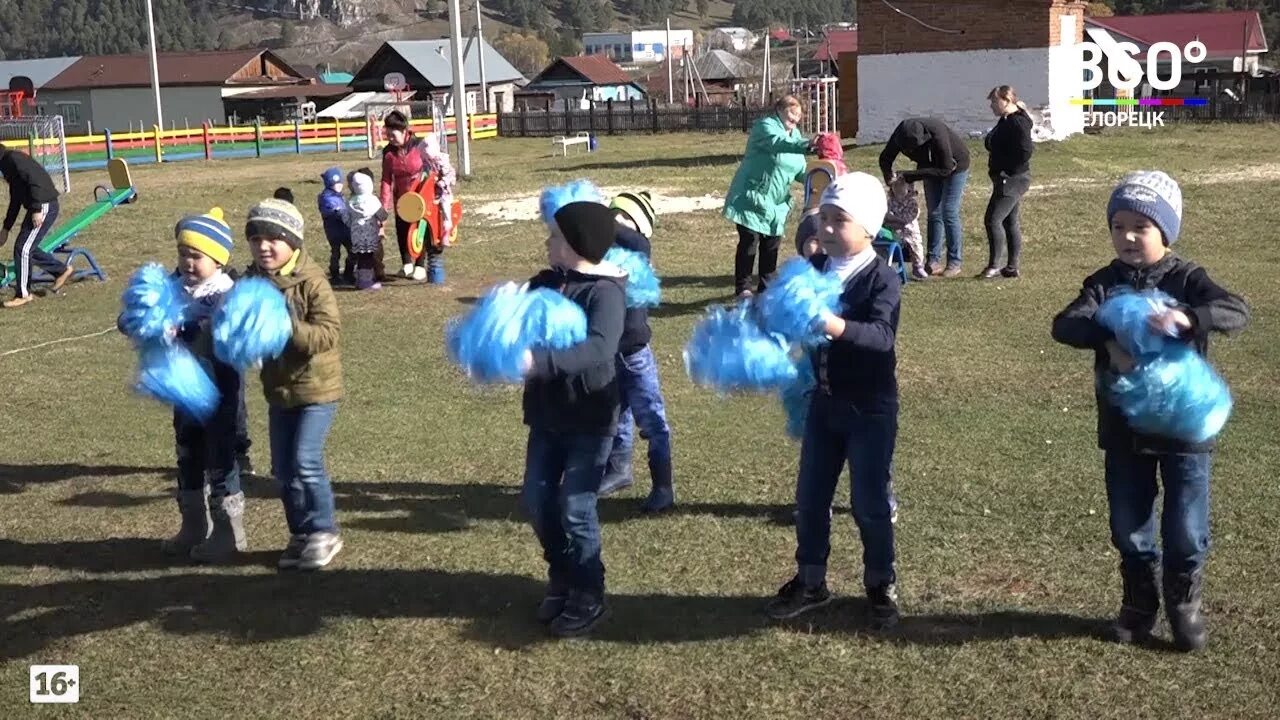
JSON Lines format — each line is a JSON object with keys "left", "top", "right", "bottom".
{"left": 879, "top": 117, "right": 971, "bottom": 277}
{"left": 723, "top": 95, "right": 813, "bottom": 298}
{"left": 979, "top": 85, "right": 1034, "bottom": 279}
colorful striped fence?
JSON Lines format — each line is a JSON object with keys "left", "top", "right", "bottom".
{"left": 34, "top": 114, "right": 499, "bottom": 172}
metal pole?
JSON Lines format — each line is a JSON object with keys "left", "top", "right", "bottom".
{"left": 448, "top": 0, "right": 471, "bottom": 176}
{"left": 144, "top": 0, "right": 164, "bottom": 133}
{"left": 666, "top": 18, "right": 674, "bottom": 105}
{"left": 476, "top": 0, "right": 489, "bottom": 112}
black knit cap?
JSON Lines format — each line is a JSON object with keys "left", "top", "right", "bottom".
{"left": 554, "top": 201, "right": 616, "bottom": 263}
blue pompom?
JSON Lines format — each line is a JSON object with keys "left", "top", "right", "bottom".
{"left": 212, "top": 278, "right": 293, "bottom": 371}
{"left": 119, "top": 263, "right": 187, "bottom": 344}
{"left": 446, "top": 282, "right": 588, "bottom": 384}
{"left": 757, "top": 256, "right": 844, "bottom": 346}
{"left": 1108, "top": 343, "right": 1233, "bottom": 444}
{"left": 135, "top": 344, "right": 220, "bottom": 422}
{"left": 604, "top": 246, "right": 661, "bottom": 308}
{"left": 684, "top": 302, "right": 798, "bottom": 393}
{"left": 539, "top": 179, "right": 605, "bottom": 226}
{"left": 780, "top": 355, "right": 815, "bottom": 439}
{"left": 1097, "top": 288, "right": 1178, "bottom": 358}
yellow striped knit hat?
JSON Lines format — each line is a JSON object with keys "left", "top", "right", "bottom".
{"left": 610, "top": 191, "right": 657, "bottom": 239}
{"left": 175, "top": 207, "right": 234, "bottom": 266}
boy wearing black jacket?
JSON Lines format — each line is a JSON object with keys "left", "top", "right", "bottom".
{"left": 766, "top": 172, "right": 902, "bottom": 629}
{"left": 520, "top": 187, "right": 627, "bottom": 638}
{"left": 0, "top": 143, "right": 73, "bottom": 308}
{"left": 1052, "top": 171, "right": 1249, "bottom": 652}
{"left": 598, "top": 191, "right": 675, "bottom": 514}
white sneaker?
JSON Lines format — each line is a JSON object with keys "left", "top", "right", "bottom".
{"left": 401, "top": 263, "right": 415, "bottom": 278}
{"left": 298, "top": 531, "right": 343, "bottom": 570}
{"left": 412, "top": 266, "right": 427, "bottom": 281}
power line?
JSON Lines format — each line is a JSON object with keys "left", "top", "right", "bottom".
{"left": 876, "top": 0, "right": 964, "bottom": 35}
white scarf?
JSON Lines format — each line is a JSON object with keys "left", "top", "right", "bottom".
{"left": 825, "top": 246, "right": 878, "bottom": 284}
{"left": 187, "top": 270, "right": 233, "bottom": 300}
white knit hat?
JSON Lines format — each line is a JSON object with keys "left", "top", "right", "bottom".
{"left": 819, "top": 172, "right": 888, "bottom": 240}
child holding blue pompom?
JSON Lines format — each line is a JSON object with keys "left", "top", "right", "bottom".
{"left": 244, "top": 198, "right": 346, "bottom": 571}
{"left": 117, "top": 207, "right": 249, "bottom": 562}
{"left": 598, "top": 190, "right": 675, "bottom": 514}
{"left": 519, "top": 181, "right": 627, "bottom": 638}
{"left": 766, "top": 172, "right": 903, "bottom": 629}
{"left": 1051, "top": 171, "right": 1249, "bottom": 652}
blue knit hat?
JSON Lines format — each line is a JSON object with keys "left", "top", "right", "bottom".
{"left": 1107, "top": 170, "right": 1183, "bottom": 245}
{"left": 321, "top": 166, "right": 343, "bottom": 189}
{"left": 175, "top": 207, "right": 234, "bottom": 266}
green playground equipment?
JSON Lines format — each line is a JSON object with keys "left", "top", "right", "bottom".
{"left": 0, "top": 158, "right": 136, "bottom": 289}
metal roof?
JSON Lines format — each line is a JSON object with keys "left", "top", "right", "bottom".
{"left": 43, "top": 50, "right": 306, "bottom": 90}
{"left": 0, "top": 57, "right": 82, "bottom": 90}
{"left": 377, "top": 39, "right": 524, "bottom": 88}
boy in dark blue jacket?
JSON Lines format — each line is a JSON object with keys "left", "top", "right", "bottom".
{"left": 598, "top": 191, "right": 674, "bottom": 513}
{"left": 118, "top": 208, "right": 248, "bottom": 563}
{"left": 1052, "top": 171, "right": 1249, "bottom": 652}
{"left": 520, "top": 185, "right": 627, "bottom": 638}
{"left": 317, "top": 167, "right": 352, "bottom": 284}
{"left": 766, "top": 173, "right": 901, "bottom": 629}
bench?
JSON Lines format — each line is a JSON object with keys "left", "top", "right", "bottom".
{"left": 552, "top": 132, "right": 592, "bottom": 157}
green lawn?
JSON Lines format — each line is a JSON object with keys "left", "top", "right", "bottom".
{"left": 2, "top": 126, "right": 1279, "bottom": 719}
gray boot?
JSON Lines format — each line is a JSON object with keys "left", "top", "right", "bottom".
{"left": 161, "top": 488, "right": 209, "bottom": 556}
{"left": 191, "top": 492, "right": 247, "bottom": 563}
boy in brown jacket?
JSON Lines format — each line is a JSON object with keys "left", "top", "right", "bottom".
{"left": 244, "top": 198, "right": 345, "bottom": 570}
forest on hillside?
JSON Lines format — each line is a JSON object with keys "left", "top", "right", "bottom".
{"left": 0, "top": 0, "right": 1277, "bottom": 62}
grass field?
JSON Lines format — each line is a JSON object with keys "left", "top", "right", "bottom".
{"left": 2, "top": 126, "right": 1279, "bottom": 719}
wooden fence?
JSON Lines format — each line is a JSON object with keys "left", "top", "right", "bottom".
{"left": 499, "top": 100, "right": 774, "bottom": 137}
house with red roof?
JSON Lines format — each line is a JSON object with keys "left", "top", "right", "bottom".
{"left": 1084, "top": 10, "right": 1268, "bottom": 97}
{"left": 517, "top": 55, "right": 647, "bottom": 109}
{"left": 812, "top": 28, "right": 858, "bottom": 76}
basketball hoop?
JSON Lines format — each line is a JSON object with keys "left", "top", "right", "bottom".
{"left": 384, "top": 72, "right": 408, "bottom": 105}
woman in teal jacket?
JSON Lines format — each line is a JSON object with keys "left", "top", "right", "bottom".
{"left": 723, "top": 95, "right": 813, "bottom": 297}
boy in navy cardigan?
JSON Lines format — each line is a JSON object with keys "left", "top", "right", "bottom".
{"left": 766, "top": 172, "right": 902, "bottom": 629}
{"left": 598, "top": 191, "right": 675, "bottom": 513}
{"left": 520, "top": 186, "right": 627, "bottom": 638}
{"left": 317, "top": 167, "right": 352, "bottom": 284}
{"left": 1052, "top": 171, "right": 1249, "bottom": 651}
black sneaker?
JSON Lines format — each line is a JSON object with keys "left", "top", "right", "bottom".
{"left": 536, "top": 584, "right": 570, "bottom": 624}
{"left": 1000, "top": 266, "right": 1021, "bottom": 279}
{"left": 867, "top": 583, "right": 900, "bottom": 630}
{"left": 549, "top": 590, "right": 608, "bottom": 637}
{"left": 766, "top": 576, "right": 833, "bottom": 620}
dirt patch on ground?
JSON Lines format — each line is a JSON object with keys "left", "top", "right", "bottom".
{"left": 471, "top": 187, "right": 724, "bottom": 224}
{"left": 1191, "top": 163, "right": 1280, "bottom": 184}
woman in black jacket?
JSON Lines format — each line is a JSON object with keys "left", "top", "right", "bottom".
{"left": 979, "top": 86, "right": 1034, "bottom": 279}
{"left": 879, "top": 117, "right": 971, "bottom": 277}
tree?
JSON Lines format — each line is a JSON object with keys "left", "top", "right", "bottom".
{"left": 696, "top": 0, "right": 710, "bottom": 18}
{"left": 1086, "top": 1, "right": 1116, "bottom": 14}
{"left": 493, "top": 31, "right": 550, "bottom": 77}
{"left": 280, "top": 21, "right": 299, "bottom": 48}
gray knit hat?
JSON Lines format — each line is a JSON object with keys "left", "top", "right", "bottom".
{"left": 1107, "top": 170, "right": 1183, "bottom": 245}
{"left": 245, "top": 198, "right": 305, "bottom": 248}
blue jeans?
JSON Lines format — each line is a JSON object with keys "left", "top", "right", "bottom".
{"left": 521, "top": 428, "right": 613, "bottom": 594}
{"left": 922, "top": 169, "right": 969, "bottom": 266}
{"left": 795, "top": 393, "right": 897, "bottom": 589}
{"left": 607, "top": 346, "right": 673, "bottom": 488}
{"left": 269, "top": 403, "right": 338, "bottom": 535}
{"left": 1105, "top": 450, "right": 1211, "bottom": 576}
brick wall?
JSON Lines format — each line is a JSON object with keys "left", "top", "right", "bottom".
{"left": 858, "top": 0, "right": 1086, "bottom": 56}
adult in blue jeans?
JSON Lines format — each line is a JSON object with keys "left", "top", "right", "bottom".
{"left": 879, "top": 117, "right": 971, "bottom": 277}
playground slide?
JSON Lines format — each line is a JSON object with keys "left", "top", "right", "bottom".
{"left": 0, "top": 158, "right": 135, "bottom": 288}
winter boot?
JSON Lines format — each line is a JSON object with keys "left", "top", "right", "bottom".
{"left": 161, "top": 488, "right": 210, "bottom": 556}
{"left": 1112, "top": 561, "right": 1160, "bottom": 644}
{"left": 1164, "top": 569, "right": 1207, "bottom": 652}
{"left": 640, "top": 456, "right": 675, "bottom": 514}
{"left": 191, "top": 492, "right": 247, "bottom": 563}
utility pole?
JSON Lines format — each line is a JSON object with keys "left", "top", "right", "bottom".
{"left": 666, "top": 18, "right": 674, "bottom": 105}
{"left": 448, "top": 0, "right": 471, "bottom": 176}
{"left": 144, "top": 0, "right": 164, "bottom": 131}
{"left": 475, "top": 0, "right": 489, "bottom": 112}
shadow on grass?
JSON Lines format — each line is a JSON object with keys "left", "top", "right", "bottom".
{"left": 0, "top": 538, "right": 279, "bottom": 574}
{"left": 0, "top": 567, "right": 1106, "bottom": 660}
{"left": 0, "top": 463, "right": 170, "bottom": 494}
{"left": 541, "top": 153, "right": 743, "bottom": 172}
{"left": 316, "top": 481, "right": 796, "bottom": 534}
